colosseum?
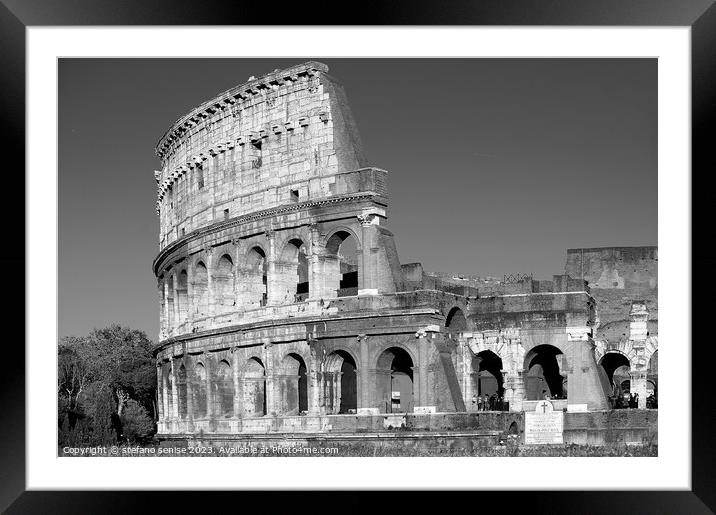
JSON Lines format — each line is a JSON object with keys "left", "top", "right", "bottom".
{"left": 152, "top": 61, "right": 657, "bottom": 441}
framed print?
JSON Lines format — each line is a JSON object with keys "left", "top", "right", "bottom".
{"left": 4, "top": 0, "right": 715, "bottom": 512}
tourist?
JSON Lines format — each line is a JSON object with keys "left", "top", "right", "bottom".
{"left": 483, "top": 394, "right": 489, "bottom": 411}
{"left": 477, "top": 395, "right": 483, "bottom": 412}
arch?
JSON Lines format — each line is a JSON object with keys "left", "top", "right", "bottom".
{"left": 215, "top": 254, "right": 235, "bottom": 314}
{"left": 599, "top": 351, "right": 631, "bottom": 388}
{"left": 445, "top": 307, "right": 468, "bottom": 332}
{"left": 376, "top": 347, "right": 414, "bottom": 413}
{"left": 192, "top": 362, "right": 208, "bottom": 418}
{"left": 278, "top": 353, "right": 308, "bottom": 415}
{"left": 177, "top": 270, "right": 189, "bottom": 323}
{"left": 177, "top": 364, "right": 188, "bottom": 419}
{"left": 325, "top": 230, "right": 359, "bottom": 298}
{"left": 324, "top": 349, "right": 358, "bottom": 414}
{"left": 212, "top": 359, "right": 233, "bottom": 417}
{"left": 471, "top": 350, "right": 504, "bottom": 399}
{"left": 524, "top": 344, "right": 566, "bottom": 400}
{"left": 193, "top": 261, "right": 209, "bottom": 316}
{"left": 243, "top": 357, "right": 266, "bottom": 417}
{"left": 279, "top": 238, "right": 309, "bottom": 303}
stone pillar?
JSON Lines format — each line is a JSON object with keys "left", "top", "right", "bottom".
{"left": 185, "top": 361, "right": 195, "bottom": 432}
{"left": 357, "top": 334, "right": 371, "bottom": 412}
{"left": 333, "top": 372, "right": 342, "bottom": 413}
{"left": 308, "top": 224, "right": 322, "bottom": 300}
{"left": 263, "top": 343, "right": 277, "bottom": 415}
{"left": 629, "top": 301, "right": 649, "bottom": 409}
{"left": 170, "top": 359, "right": 179, "bottom": 419}
{"left": 186, "top": 266, "right": 194, "bottom": 326}
{"left": 630, "top": 370, "right": 648, "bottom": 409}
{"left": 358, "top": 214, "right": 378, "bottom": 295}
{"left": 416, "top": 331, "right": 430, "bottom": 408}
{"left": 504, "top": 371, "right": 525, "bottom": 412}
{"left": 204, "top": 250, "right": 214, "bottom": 318}
{"left": 156, "top": 363, "right": 165, "bottom": 423}
{"left": 265, "top": 230, "right": 279, "bottom": 306}
{"left": 308, "top": 339, "right": 322, "bottom": 415}
{"left": 172, "top": 271, "right": 180, "bottom": 332}
{"left": 161, "top": 280, "right": 169, "bottom": 336}
{"left": 203, "top": 356, "right": 213, "bottom": 420}
{"left": 460, "top": 342, "right": 475, "bottom": 411}
{"left": 232, "top": 348, "right": 242, "bottom": 418}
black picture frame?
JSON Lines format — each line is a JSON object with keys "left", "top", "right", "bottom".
{"left": 3, "top": 1, "right": 713, "bottom": 512}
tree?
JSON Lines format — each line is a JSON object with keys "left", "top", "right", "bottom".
{"left": 120, "top": 400, "right": 155, "bottom": 444}
{"left": 70, "top": 324, "right": 156, "bottom": 416}
{"left": 57, "top": 324, "right": 157, "bottom": 446}
{"left": 80, "top": 381, "right": 118, "bottom": 445}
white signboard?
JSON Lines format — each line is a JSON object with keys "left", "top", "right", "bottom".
{"left": 525, "top": 400, "right": 564, "bottom": 445}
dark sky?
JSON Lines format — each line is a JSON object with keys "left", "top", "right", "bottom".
{"left": 58, "top": 58, "right": 656, "bottom": 340}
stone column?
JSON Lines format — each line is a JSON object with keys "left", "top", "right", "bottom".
{"left": 170, "top": 359, "right": 179, "bottom": 419}
{"left": 156, "top": 363, "right": 165, "bottom": 424}
{"left": 504, "top": 371, "right": 525, "bottom": 412}
{"left": 358, "top": 214, "right": 378, "bottom": 295}
{"left": 357, "top": 334, "right": 371, "bottom": 412}
{"left": 204, "top": 249, "right": 214, "bottom": 318}
{"left": 232, "top": 348, "right": 242, "bottom": 418}
{"left": 172, "top": 271, "right": 180, "bottom": 332}
{"left": 186, "top": 266, "right": 194, "bottom": 327}
{"left": 308, "top": 223, "right": 322, "bottom": 300}
{"left": 185, "top": 361, "right": 195, "bottom": 432}
{"left": 263, "top": 343, "right": 277, "bottom": 415}
{"left": 308, "top": 339, "right": 322, "bottom": 415}
{"left": 629, "top": 301, "right": 649, "bottom": 409}
{"left": 265, "top": 230, "right": 280, "bottom": 306}
{"left": 460, "top": 342, "right": 475, "bottom": 411}
{"left": 630, "top": 370, "right": 648, "bottom": 409}
{"left": 416, "top": 331, "right": 430, "bottom": 408}
{"left": 204, "top": 355, "right": 213, "bottom": 420}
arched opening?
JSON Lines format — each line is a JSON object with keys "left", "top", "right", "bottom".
{"left": 280, "top": 239, "right": 309, "bottom": 303}
{"left": 600, "top": 352, "right": 631, "bottom": 390}
{"left": 177, "top": 270, "right": 188, "bottom": 323}
{"left": 193, "top": 363, "right": 208, "bottom": 418}
{"left": 471, "top": 350, "right": 504, "bottom": 402}
{"left": 278, "top": 353, "right": 308, "bottom": 415}
{"left": 194, "top": 262, "right": 209, "bottom": 317}
{"left": 177, "top": 364, "right": 187, "bottom": 418}
{"left": 213, "top": 360, "right": 233, "bottom": 417}
{"left": 243, "top": 357, "right": 266, "bottom": 417}
{"left": 325, "top": 231, "right": 359, "bottom": 297}
{"left": 245, "top": 247, "right": 268, "bottom": 308}
{"left": 215, "top": 254, "right": 235, "bottom": 313}
{"left": 525, "top": 345, "right": 566, "bottom": 400}
{"left": 324, "top": 350, "right": 358, "bottom": 414}
{"left": 445, "top": 307, "right": 468, "bottom": 332}
{"left": 377, "top": 347, "right": 414, "bottom": 413}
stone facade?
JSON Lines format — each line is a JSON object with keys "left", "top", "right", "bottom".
{"left": 566, "top": 247, "right": 659, "bottom": 409}
{"left": 152, "top": 62, "right": 651, "bottom": 438}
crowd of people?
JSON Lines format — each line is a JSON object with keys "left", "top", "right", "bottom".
{"left": 610, "top": 391, "right": 658, "bottom": 409}
{"left": 471, "top": 393, "right": 508, "bottom": 411}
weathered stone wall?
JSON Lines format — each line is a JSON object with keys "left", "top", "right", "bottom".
{"left": 565, "top": 246, "right": 657, "bottom": 327}
{"left": 152, "top": 62, "right": 634, "bottom": 440}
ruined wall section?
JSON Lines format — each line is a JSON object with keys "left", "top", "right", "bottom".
{"left": 564, "top": 247, "right": 657, "bottom": 338}
{"left": 154, "top": 62, "right": 368, "bottom": 250}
